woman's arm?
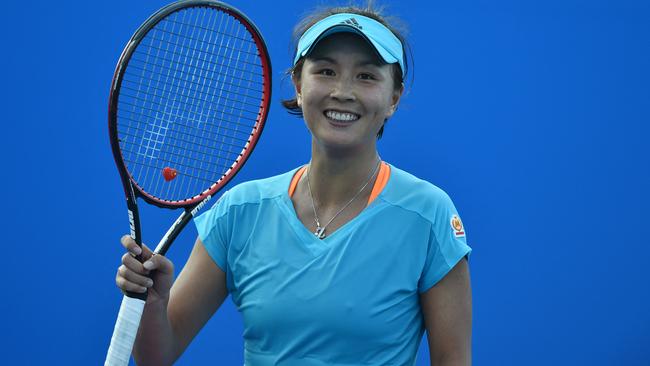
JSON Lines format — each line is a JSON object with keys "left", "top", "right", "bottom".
{"left": 419, "top": 258, "right": 472, "bottom": 366}
{"left": 124, "top": 237, "right": 228, "bottom": 366}
{"left": 165, "top": 237, "right": 229, "bottom": 361}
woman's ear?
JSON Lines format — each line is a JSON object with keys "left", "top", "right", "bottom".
{"left": 386, "top": 82, "right": 405, "bottom": 118}
{"left": 292, "top": 72, "right": 302, "bottom": 107}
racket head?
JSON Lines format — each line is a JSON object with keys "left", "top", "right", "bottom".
{"left": 108, "top": 0, "right": 271, "bottom": 208}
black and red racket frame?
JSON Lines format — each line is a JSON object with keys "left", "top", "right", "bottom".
{"left": 107, "top": 0, "right": 271, "bottom": 300}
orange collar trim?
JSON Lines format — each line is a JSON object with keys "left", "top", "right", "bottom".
{"left": 288, "top": 162, "right": 390, "bottom": 206}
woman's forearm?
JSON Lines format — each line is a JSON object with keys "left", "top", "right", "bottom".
{"left": 132, "top": 298, "right": 178, "bottom": 366}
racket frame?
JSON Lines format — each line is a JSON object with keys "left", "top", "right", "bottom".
{"left": 108, "top": 0, "right": 271, "bottom": 210}
{"left": 105, "top": 2, "right": 271, "bottom": 364}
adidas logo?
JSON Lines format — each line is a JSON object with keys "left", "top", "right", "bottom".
{"left": 340, "top": 17, "right": 363, "bottom": 30}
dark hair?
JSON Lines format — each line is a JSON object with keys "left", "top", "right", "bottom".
{"left": 281, "top": 3, "right": 412, "bottom": 139}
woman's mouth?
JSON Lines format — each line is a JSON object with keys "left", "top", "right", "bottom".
{"left": 324, "top": 110, "right": 360, "bottom": 123}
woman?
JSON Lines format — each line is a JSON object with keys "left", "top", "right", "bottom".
{"left": 116, "top": 5, "right": 473, "bottom": 365}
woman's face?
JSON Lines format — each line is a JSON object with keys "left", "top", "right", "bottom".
{"left": 294, "top": 32, "right": 403, "bottom": 153}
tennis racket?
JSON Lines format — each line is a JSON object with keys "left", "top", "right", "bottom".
{"left": 104, "top": 1, "right": 271, "bottom": 365}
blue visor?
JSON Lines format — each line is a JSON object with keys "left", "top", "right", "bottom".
{"left": 294, "top": 13, "right": 405, "bottom": 77}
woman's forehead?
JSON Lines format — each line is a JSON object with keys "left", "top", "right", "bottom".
{"left": 308, "top": 33, "right": 383, "bottom": 64}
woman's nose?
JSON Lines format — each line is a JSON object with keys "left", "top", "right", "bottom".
{"left": 329, "top": 78, "right": 356, "bottom": 102}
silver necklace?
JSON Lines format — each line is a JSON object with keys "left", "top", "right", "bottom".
{"left": 306, "top": 159, "right": 381, "bottom": 239}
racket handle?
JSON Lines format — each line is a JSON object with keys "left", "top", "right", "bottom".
{"left": 105, "top": 295, "right": 146, "bottom": 366}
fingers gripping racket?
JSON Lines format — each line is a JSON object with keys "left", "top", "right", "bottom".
{"left": 105, "top": 1, "right": 271, "bottom": 364}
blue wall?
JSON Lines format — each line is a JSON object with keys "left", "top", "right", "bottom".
{"left": 1, "top": 0, "right": 648, "bottom": 364}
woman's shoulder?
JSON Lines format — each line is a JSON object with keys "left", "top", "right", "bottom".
{"left": 220, "top": 166, "right": 302, "bottom": 206}
{"left": 381, "top": 163, "right": 459, "bottom": 222}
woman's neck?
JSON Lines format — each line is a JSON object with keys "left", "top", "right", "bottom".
{"left": 305, "top": 144, "right": 380, "bottom": 208}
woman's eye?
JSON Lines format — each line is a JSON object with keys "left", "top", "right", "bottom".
{"left": 319, "top": 69, "right": 335, "bottom": 76}
{"left": 358, "top": 73, "right": 375, "bottom": 80}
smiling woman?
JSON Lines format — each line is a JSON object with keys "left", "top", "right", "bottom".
{"left": 295, "top": 32, "right": 402, "bottom": 152}
{"left": 114, "top": 2, "right": 473, "bottom": 366}
{"left": 282, "top": 6, "right": 409, "bottom": 140}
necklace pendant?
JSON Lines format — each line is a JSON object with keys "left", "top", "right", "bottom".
{"left": 314, "top": 226, "right": 326, "bottom": 239}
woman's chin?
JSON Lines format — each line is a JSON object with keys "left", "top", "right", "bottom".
{"left": 314, "top": 133, "right": 375, "bottom": 155}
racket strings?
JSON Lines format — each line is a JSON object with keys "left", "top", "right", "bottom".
{"left": 120, "top": 146, "right": 233, "bottom": 178}
{"left": 118, "top": 111, "right": 253, "bottom": 144}
{"left": 162, "top": 17, "right": 261, "bottom": 45}
{"left": 122, "top": 158, "right": 221, "bottom": 185}
{"left": 117, "top": 6, "right": 266, "bottom": 202}
{"left": 119, "top": 87, "right": 260, "bottom": 125}
{"left": 141, "top": 33, "right": 263, "bottom": 68}
{"left": 120, "top": 73, "right": 259, "bottom": 114}
{"left": 118, "top": 123, "right": 251, "bottom": 159}
{"left": 125, "top": 58, "right": 263, "bottom": 96}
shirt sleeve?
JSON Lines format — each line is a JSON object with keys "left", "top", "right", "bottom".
{"left": 418, "top": 192, "right": 472, "bottom": 293}
{"left": 193, "top": 191, "right": 231, "bottom": 272}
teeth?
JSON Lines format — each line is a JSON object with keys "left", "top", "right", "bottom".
{"left": 325, "top": 110, "right": 359, "bottom": 122}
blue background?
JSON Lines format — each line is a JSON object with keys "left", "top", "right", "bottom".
{"left": 1, "top": 0, "right": 648, "bottom": 364}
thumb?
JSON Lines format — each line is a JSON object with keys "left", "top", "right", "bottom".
{"left": 142, "top": 254, "right": 174, "bottom": 275}
{"left": 139, "top": 242, "right": 154, "bottom": 261}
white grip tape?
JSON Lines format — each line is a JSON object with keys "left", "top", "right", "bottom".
{"left": 105, "top": 296, "right": 146, "bottom": 366}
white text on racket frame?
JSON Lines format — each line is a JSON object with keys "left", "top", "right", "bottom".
{"left": 190, "top": 195, "right": 212, "bottom": 217}
{"left": 128, "top": 210, "right": 136, "bottom": 239}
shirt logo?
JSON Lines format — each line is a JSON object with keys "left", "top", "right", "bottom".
{"left": 340, "top": 17, "right": 363, "bottom": 30}
{"left": 450, "top": 214, "right": 465, "bottom": 238}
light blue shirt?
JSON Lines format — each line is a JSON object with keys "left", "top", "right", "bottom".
{"left": 194, "top": 164, "right": 472, "bottom": 365}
